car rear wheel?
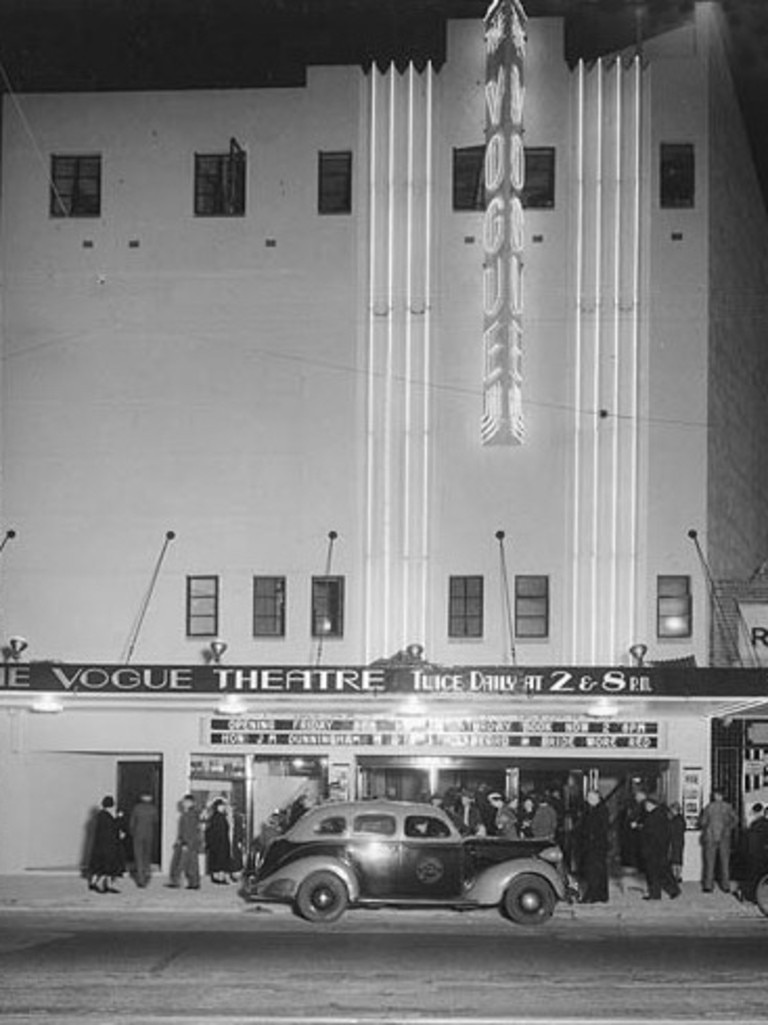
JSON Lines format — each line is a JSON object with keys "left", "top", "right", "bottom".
{"left": 295, "top": 871, "right": 349, "bottom": 923}
{"left": 502, "top": 874, "right": 556, "bottom": 926}
{"left": 755, "top": 874, "right": 768, "bottom": 918}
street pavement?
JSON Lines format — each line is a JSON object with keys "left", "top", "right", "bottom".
{"left": 0, "top": 870, "right": 762, "bottom": 924}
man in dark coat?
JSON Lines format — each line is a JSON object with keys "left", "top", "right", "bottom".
{"left": 88, "top": 795, "right": 124, "bottom": 893}
{"left": 577, "top": 789, "right": 610, "bottom": 903}
{"left": 167, "top": 794, "right": 201, "bottom": 889}
{"left": 641, "top": 796, "right": 681, "bottom": 900}
{"left": 743, "top": 804, "right": 768, "bottom": 902}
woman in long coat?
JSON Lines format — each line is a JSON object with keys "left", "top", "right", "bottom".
{"left": 205, "top": 799, "right": 232, "bottom": 884}
{"left": 88, "top": 795, "right": 124, "bottom": 893}
{"left": 577, "top": 789, "right": 610, "bottom": 903}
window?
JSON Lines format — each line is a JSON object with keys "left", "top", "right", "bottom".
{"left": 453, "top": 145, "right": 485, "bottom": 211}
{"left": 522, "top": 147, "right": 555, "bottom": 209}
{"left": 186, "top": 575, "right": 219, "bottom": 637}
{"left": 660, "top": 143, "right": 695, "bottom": 208}
{"left": 311, "top": 576, "right": 344, "bottom": 638}
{"left": 318, "top": 151, "right": 352, "bottom": 214}
{"left": 194, "top": 142, "right": 246, "bottom": 216}
{"left": 253, "top": 576, "right": 286, "bottom": 637}
{"left": 452, "top": 145, "right": 556, "bottom": 211}
{"left": 404, "top": 815, "right": 452, "bottom": 839}
{"left": 353, "top": 813, "right": 396, "bottom": 837}
{"left": 657, "top": 576, "right": 692, "bottom": 638}
{"left": 50, "top": 155, "right": 101, "bottom": 217}
{"left": 448, "top": 575, "right": 483, "bottom": 638}
{"left": 313, "top": 815, "right": 347, "bottom": 836}
{"left": 515, "top": 575, "right": 549, "bottom": 638}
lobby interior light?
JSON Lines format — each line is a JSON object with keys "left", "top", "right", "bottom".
{"left": 216, "top": 694, "right": 247, "bottom": 716}
{"left": 31, "top": 694, "right": 64, "bottom": 714}
{"left": 585, "top": 696, "right": 620, "bottom": 718}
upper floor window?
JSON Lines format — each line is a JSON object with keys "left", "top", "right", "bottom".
{"left": 657, "top": 575, "right": 692, "bottom": 638}
{"left": 660, "top": 143, "right": 695, "bottom": 209}
{"left": 311, "top": 576, "right": 344, "bottom": 638}
{"left": 50, "top": 154, "right": 101, "bottom": 218}
{"left": 194, "top": 141, "right": 246, "bottom": 216}
{"left": 448, "top": 575, "right": 483, "bottom": 638}
{"left": 186, "top": 575, "right": 219, "bottom": 637}
{"left": 253, "top": 576, "right": 286, "bottom": 638}
{"left": 515, "top": 575, "right": 549, "bottom": 638}
{"left": 452, "top": 145, "right": 556, "bottom": 212}
{"left": 318, "top": 151, "right": 352, "bottom": 214}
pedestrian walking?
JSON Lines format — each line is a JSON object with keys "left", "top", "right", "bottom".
{"left": 129, "top": 792, "right": 158, "bottom": 888}
{"left": 205, "top": 798, "right": 233, "bottom": 884}
{"left": 620, "top": 789, "right": 647, "bottom": 871}
{"left": 668, "top": 801, "right": 685, "bottom": 883}
{"left": 87, "top": 795, "right": 124, "bottom": 894}
{"left": 640, "top": 796, "right": 681, "bottom": 900}
{"left": 166, "top": 794, "right": 201, "bottom": 889}
{"left": 576, "top": 789, "right": 610, "bottom": 903}
{"left": 699, "top": 789, "right": 738, "bottom": 893}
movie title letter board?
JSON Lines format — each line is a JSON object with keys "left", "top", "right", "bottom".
{"left": 206, "top": 715, "right": 660, "bottom": 750}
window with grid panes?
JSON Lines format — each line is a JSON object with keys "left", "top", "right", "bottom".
{"left": 186, "top": 576, "right": 219, "bottom": 637}
{"left": 452, "top": 145, "right": 556, "bottom": 211}
{"left": 448, "top": 576, "right": 484, "bottom": 638}
{"left": 50, "top": 155, "right": 102, "bottom": 217}
{"left": 318, "top": 151, "right": 352, "bottom": 214}
{"left": 660, "top": 143, "right": 695, "bottom": 208}
{"left": 194, "top": 150, "right": 246, "bottom": 216}
{"left": 253, "top": 576, "right": 286, "bottom": 637}
{"left": 515, "top": 575, "right": 549, "bottom": 638}
{"left": 657, "top": 576, "right": 692, "bottom": 638}
{"left": 311, "top": 576, "right": 344, "bottom": 638}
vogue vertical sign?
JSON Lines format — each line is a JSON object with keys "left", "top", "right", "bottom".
{"left": 481, "top": 0, "right": 526, "bottom": 446}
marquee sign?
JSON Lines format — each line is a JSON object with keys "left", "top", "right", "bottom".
{"left": 481, "top": 0, "right": 526, "bottom": 445}
{"left": 207, "top": 714, "right": 661, "bottom": 750}
{"left": 1, "top": 661, "right": 768, "bottom": 699}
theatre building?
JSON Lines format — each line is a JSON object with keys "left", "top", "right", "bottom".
{"left": 1, "top": 0, "right": 768, "bottom": 880}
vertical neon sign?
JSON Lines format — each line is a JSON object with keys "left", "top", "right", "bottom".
{"left": 481, "top": 0, "right": 526, "bottom": 446}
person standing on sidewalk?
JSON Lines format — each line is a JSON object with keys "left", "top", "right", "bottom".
{"left": 204, "top": 798, "right": 233, "bottom": 884}
{"left": 166, "top": 794, "right": 201, "bottom": 890}
{"left": 129, "top": 793, "right": 158, "bottom": 888}
{"left": 576, "top": 789, "right": 610, "bottom": 904}
{"left": 640, "top": 795, "right": 681, "bottom": 901}
{"left": 668, "top": 801, "right": 686, "bottom": 883}
{"left": 699, "top": 789, "right": 738, "bottom": 894}
{"left": 87, "top": 796, "right": 124, "bottom": 894}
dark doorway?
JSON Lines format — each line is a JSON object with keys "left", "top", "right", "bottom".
{"left": 117, "top": 760, "right": 163, "bottom": 866}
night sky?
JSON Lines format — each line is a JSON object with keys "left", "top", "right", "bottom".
{"left": 0, "top": 0, "right": 766, "bottom": 203}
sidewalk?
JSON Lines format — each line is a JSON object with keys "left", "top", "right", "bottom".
{"left": 0, "top": 872, "right": 761, "bottom": 922}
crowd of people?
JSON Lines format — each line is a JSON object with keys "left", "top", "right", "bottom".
{"left": 84, "top": 782, "right": 768, "bottom": 906}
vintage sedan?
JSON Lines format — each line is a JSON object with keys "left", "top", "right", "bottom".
{"left": 244, "top": 800, "right": 568, "bottom": 925}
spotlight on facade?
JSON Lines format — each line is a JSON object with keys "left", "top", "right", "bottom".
{"left": 209, "top": 640, "right": 228, "bottom": 664}
{"left": 629, "top": 643, "right": 648, "bottom": 667}
{"left": 7, "top": 636, "right": 28, "bottom": 661}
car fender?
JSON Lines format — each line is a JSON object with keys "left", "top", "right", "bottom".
{"left": 464, "top": 858, "right": 565, "bottom": 906}
{"left": 256, "top": 854, "right": 361, "bottom": 903}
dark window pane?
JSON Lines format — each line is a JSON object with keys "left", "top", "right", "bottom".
{"left": 522, "top": 147, "right": 555, "bottom": 209}
{"left": 253, "top": 576, "right": 286, "bottom": 637}
{"left": 187, "top": 575, "right": 219, "bottom": 637}
{"left": 448, "top": 576, "right": 484, "bottom": 638}
{"left": 50, "top": 154, "right": 101, "bottom": 217}
{"left": 660, "top": 143, "right": 694, "bottom": 209}
{"left": 194, "top": 150, "right": 246, "bottom": 216}
{"left": 452, "top": 146, "right": 485, "bottom": 211}
{"left": 318, "top": 151, "right": 352, "bottom": 214}
{"left": 657, "top": 575, "right": 692, "bottom": 637}
{"left": 515, "top": 575, "right": 549, "bottom": 638}
{"left": 312, "top": 576, "right": 344, "bottom": 638}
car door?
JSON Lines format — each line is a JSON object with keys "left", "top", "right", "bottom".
{"left": 346, "top": 811, "right": 400, "bottom": 898}
{"left": 398, "top": 812, "right": 463, "bottom": 899}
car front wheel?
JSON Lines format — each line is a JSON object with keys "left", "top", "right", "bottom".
{"left": 295, "top": 871, "right": 349, "bottom": 923}
{"left": 502, "top": 874, "right": 556, "bottom": 926}
{"left": 755, "top": 874, "right": 768, "bottom": 918}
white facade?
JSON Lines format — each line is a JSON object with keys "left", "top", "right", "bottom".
{"left": 1, "top": 4, "right": 767, "bottom": 878}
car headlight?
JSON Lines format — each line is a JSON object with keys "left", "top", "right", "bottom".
{"left": 538, "top": 845, "right": 563, "bottom": 864}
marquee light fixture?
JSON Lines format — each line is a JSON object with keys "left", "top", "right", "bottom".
{"left": 208, "top": 640, "right": 228, "bottom": 664}
{"left": 216, "top": 694, "right": 247, "bottom": 716}
{"left": 585, "top": 696, "right": 620, "bottom": 718}
{"left": 31, "top": 694, "right": 63, "bottom": 714}
{"left": 7, "top": 636, "right": 28, "bottom": 661}
{"left": 629, "top": 643, "right": 648, "bottom": 667}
